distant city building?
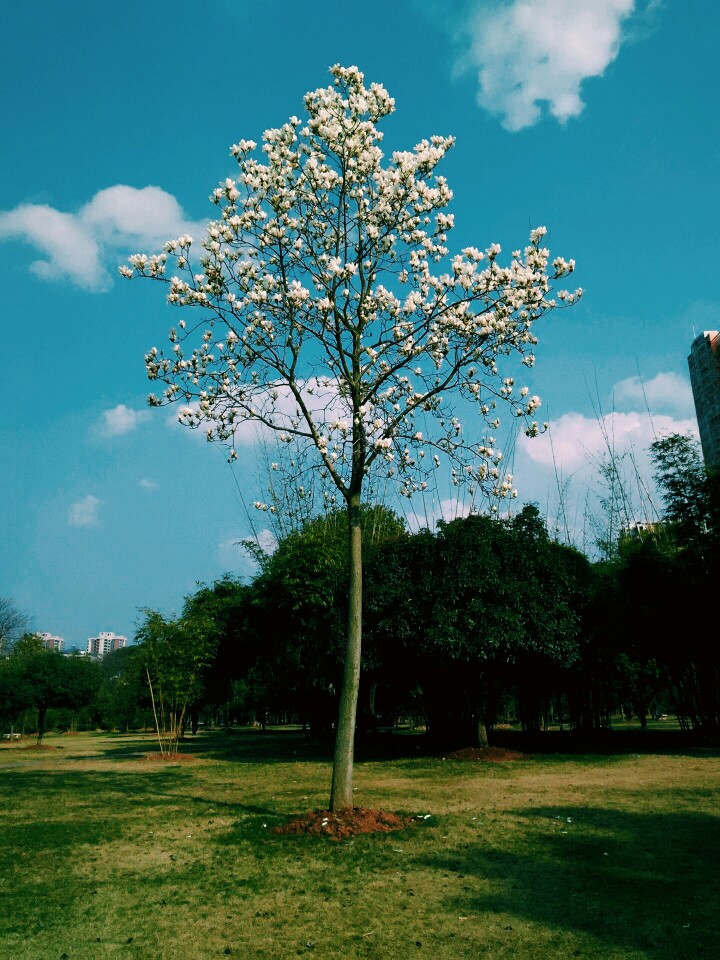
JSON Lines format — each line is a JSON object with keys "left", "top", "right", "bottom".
{"left": 87, "top": 632, "right": 127, "bottom": 658}
{"left": 688, "top": 331, "right": 720, "bottom": 469}
{"left": 38, "top": 632, "right": 64, "bottom": 652}
{"left": 619, "top": 521, "right": 663, "bottom": 542}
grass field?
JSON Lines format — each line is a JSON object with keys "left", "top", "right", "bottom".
{"left": 1, "top": 729, "right": 718, "bottom": 959}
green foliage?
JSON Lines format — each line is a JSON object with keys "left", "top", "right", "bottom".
{"left": 650, "top": 433, "right": 717, "bottom": 549}
{"left": 136, "top": 611, "right": 219, "bottom": 753}
{"left": 573, "top": 436, "right": 720, "bottom": 733}
{"left": 0, "top": 636, "right": 102, "bottom": 742}
{"left": 238, "top": 505, "right": 407, "bottom": 736}
{"left": 94, "top": 646, "right": 151, "bottom": 732}
{"left": 362, "top": 506, "right": 591, "bottom": 741}
{"left": 183, "top": 576, "right": 250, "bottom": 713}
{"left": 167, "top": 503, "right": 606, "bottom": 742}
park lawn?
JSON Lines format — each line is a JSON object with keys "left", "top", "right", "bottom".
{"left": 0, "top": 730, "right": 718, "bottom": 960}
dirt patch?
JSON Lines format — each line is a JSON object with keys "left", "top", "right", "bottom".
{"left": 273, "top": 807, "right": 416, "bottom": 841}
{"left": 446, "top": 746, "right": 526, "bottom": 762}
{"left": 143, "top": 752, "right": 202, "bottom": 764}
{"left": 22, "top": 743, "right": 62, "bottom": 751}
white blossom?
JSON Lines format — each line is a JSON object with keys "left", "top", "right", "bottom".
{"left": 124, "top": 63, "right": 579, "bottom": 513}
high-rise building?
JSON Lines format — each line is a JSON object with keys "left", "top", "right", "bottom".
{"left": 688, "top": 331, "right": 720, "bottom": 470}
{"left": 38, "top": 632, "right": 64, "bottom": 652}
{"left": 87, "top": 632, "right": 127, "bottom": 658}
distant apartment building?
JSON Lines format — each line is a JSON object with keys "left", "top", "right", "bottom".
{"left": 86, "top": 632, "right": 127, "bottom": 658}
{"left": 38, "top": 632, "right": 64, "bottom": 652}
{"left": 619, "top": 521, "right": 663, "bottom": 543}
{"left": 688, "top": 331, "right": 720, "bottom": 469}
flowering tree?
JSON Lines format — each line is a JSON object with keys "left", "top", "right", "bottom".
{"left": 123, "top": 65, "right": 580, "bottom": 809}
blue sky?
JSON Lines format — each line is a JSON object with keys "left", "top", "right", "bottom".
{"left": 1, "top": 0, "right": 716, "bottom": 648}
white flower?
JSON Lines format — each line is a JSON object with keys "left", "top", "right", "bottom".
{"left": 127, "top": 64, "right": 577, "bottom": 523}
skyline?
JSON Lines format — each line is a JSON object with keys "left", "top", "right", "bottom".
{"left": 1, "top": 0, "right": 716, "bottom": 646}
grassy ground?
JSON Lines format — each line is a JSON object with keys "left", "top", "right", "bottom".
{"left": 0, "top": 729, "right": 718, "bottom": 960}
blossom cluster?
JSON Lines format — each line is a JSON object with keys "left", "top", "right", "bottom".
{"left": 124, "top": 64, "right": 580, "bottom": 507}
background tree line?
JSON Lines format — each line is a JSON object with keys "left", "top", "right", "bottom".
{"left": 2, "top": 433, "right": 718, "bottom": 744}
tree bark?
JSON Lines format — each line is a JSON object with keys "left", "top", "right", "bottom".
{"left": 36, "top": 704, "right": 47, "bottom": 746}
{"left": 329, "top": 490, "right": 363, "bottom": 810}
{"left": 476, "top": 720, "right": 489, "bottom": 748}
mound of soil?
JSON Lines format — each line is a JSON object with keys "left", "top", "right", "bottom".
{"left": 273, "top": 807, "right": 415, "bottom": 841}
{"left": 143, "top": 752, "right": 201, "bottom": 764}
{"left": 447, "top": 746, "right": 525, "bottom": 762}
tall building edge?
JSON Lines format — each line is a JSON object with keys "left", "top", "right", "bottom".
{"left": 688, "top": 331, "right": 720, "bottom": 470}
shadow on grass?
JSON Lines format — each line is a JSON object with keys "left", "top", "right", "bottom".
{"left": 109, "top": 726, "right": 720, "bottom": 762}
{"left": 85, "top": 728, "right": 334, "bottom": 764}
{"left": 414, "top": 805, "right": 720, "bottom": 959}
{"left": 88, "top": 727, "right": 442, "bottom": 766}
{"left": 492, "top": 728, "right": 720, "bottom": 756}
{"left": 0, "top": 767, "right": 279, "bottom": 818}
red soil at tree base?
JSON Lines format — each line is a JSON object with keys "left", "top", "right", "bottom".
{"left": 273, "top": 807, "right": 417, "bottom": 841}
{"left": 143, "top": 752, "right": 202, "bottom": 764}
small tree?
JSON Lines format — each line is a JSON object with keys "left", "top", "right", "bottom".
{"left": 124, "top": 65, "right": 580, "bottom": 808}
{"left": 136, "top": 611, "right": 218, "bottom": 755}
{"left": 0, "top": 597, "right": 29, "bottom": 657}
{"left": 650, "top": 433, "right": 719, "bottom": 551}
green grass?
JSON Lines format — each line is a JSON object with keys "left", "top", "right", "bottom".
{"left": 1, "top": 729, "right": 718, "bottom": 959}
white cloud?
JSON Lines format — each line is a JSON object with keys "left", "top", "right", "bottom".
{"left": 138, "top": 478, "right": 159, "bottom": 491}
{"left": 101, "top": 404, "right": 150, "bottom": 437}
{"left": 69, "top": 495, "right": 102, "bottom": 527}
{"left": 166, "top": 377, "right": 348, "bottom": 448}
{"left": 0, "top": 185, "right": 207, "bottom": 292}
{"left": 613, "top": 371, "right": 695, "bottom": 419}
{"left": 509, "top": 369, "right": 700, "bottom": 549}
{"left": 459, "top": 0, "right": 636, "bottom": 131}
{"left": 218, "top": 528, "right": 277, "bottom": 571}
{"left": 404, "top": 496, "right": 475, "bottom": 532}
{"left": 520, "top": 409, "right": 698, "bottom": 473}
{"left": 0, "top": 204, "right": 104, "bottom": 289}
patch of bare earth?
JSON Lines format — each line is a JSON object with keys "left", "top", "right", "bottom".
{"left": 273, "top": 807, "right": 416, "bottom": 841}
{"left": 143, "top": 752, "right": 201, "bottom": 764}
{"left": 447, "top": 746, "right": 525, "bottom": 762}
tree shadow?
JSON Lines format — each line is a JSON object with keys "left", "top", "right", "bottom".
{"left": 413, "top": 804, "right": 720, "bottom": 959}
{"left": 491, "top": 728, "right": 720, "bottom": 756}
{"left": 0, "top": 763, "right": 282, "bottom": 907}
{"left": 86, "top": 726, "right": 446, "bottom": 765}
{"left": 57, "top": 728, "right": 720, "bottom": 768}
{"left": 0, "top": 767, "right": 189, "bottom": 805}
{"left": 83, "top": 728, "right": 334, "bottom": 764}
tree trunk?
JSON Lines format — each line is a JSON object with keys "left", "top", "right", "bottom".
{"left": 476, "top": 720, "right": 489, "bottom": 748}
{"left": 329, "top": 490, "right": 363, "bottom": 811}
{"left": 36, "top": 705, "right": 47, "bottom": 746}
